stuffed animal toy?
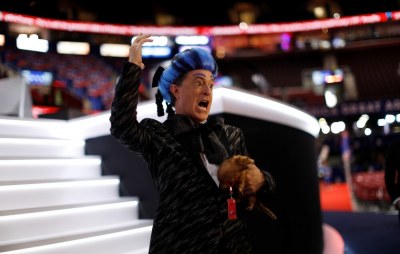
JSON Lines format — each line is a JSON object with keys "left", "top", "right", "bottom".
{"left": 218, "top": 155, "right": 277, "bottom": 220}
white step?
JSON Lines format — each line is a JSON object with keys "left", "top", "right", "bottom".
{"left": 0, "top": 198, "right": 141, "bottom": 246}
{"left": 0, "top": 177, "right": 120, "bottom": 211}
{"left": 0, "top": 117, "right": 72, "bottom": 140}
{"left": 0, "top": 138, "right": 85, "bottom": 158}
{"left": 0, "top": 223, "right": 153, "bottom": 254}
{"left": 0, "top": 116, "right": 153, "bottom": 254}
{"left": 0, "top": 157, "right": 102, "bottom": 181}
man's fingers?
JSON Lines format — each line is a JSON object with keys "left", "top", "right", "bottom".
{"left": 133, "top": 33, "right": 153, "bottom": 46}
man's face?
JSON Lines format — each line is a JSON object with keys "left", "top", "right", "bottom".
{"left": 170, "top": 69, "right": 214, "bottom": 122}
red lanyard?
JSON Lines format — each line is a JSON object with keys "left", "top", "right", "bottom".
{"left": 226, "top": 183, "right": 237, "bottom": 220}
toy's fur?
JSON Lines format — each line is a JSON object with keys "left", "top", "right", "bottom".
{"left": 218, "top": 155, "right": 277, "bottom": 220}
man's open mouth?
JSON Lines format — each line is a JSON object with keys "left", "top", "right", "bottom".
{"left": 198, "top": 100, "right": 209, "bottom": 109}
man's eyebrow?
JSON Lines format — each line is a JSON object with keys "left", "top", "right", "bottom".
{"left": 192, "top": 73, "right": 214, "bottom": 80}
{"left": 192, "top": 73, "right": 206, "bottom": 77}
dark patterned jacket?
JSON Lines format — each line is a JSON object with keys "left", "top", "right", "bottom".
{"left": 385, "top": 140, "right": 400, "bottom": 204}
{"left": 110, "top": 62, "right": 275, "bottom": 254}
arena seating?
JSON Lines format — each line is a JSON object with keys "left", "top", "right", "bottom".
{"left": 352, "top": 171, "right": 391, "bottom": 203}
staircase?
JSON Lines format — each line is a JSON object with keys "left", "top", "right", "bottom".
{"left": 0, "top": 115, "right": 153, "bottom": 253}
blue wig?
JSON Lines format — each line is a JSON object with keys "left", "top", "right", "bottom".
{"left": 157, "top": 47, "right": 218, "bottom": 104}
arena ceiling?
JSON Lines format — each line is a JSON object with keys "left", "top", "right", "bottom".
{"left": 0, "top": 0, "right": 398, "bottom": 26}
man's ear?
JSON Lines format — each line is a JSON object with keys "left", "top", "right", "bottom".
{"left": 170, "top": 84, "right": 179, "bottom": 99}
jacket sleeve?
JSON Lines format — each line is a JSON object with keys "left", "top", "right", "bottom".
{"left": 259, "top": 170, "right": 276, "bottom": 195}
{"left": 385, "top": 140, "right": 400, "bottom": 203}
{"left": 109, "top": 62, "right": 154, "bottom": 154}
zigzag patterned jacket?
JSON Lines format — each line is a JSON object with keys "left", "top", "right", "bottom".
{"left": 110, "top": 62, "right": 275, "bottom": 254}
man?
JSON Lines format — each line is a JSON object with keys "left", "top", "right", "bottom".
{"left": 109, "top": 34, "right": 275, "bottom": 253}
{"left": 385, "top": 139, "right": 400, "bottom": 223}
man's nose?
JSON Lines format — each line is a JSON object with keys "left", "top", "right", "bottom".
{"left": 203, "top": 85, "right": 212, "bottom": 94}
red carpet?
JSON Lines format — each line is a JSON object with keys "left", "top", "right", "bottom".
{"left": 320, "top": 182, "right": 353, "bottom": 211}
